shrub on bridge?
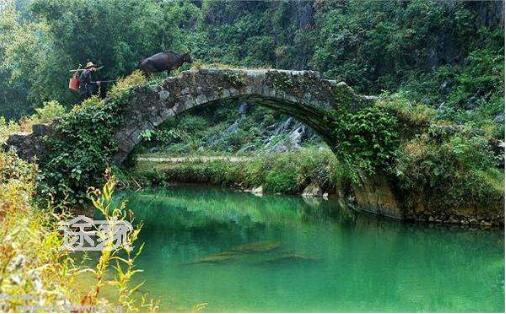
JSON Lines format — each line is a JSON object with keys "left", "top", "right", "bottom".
{"left": 37, "top": 97, "right": 118, "bottom": 206}
{"left": 37, "top": 72, "right": 152, "bottom": 206}
{"left": 108, "top": 70, "right": 146, "bottom": 99}
{"left": 330, "top": 105, "right": 400, "bottom": 181}
{"left": 37, "top": 95, "right": 127, "bottom": 206}
{"left": 33, "top": 101, "right": 66, "bottom": 124}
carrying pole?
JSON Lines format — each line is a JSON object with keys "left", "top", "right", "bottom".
{"left": 96, "top": 80, "right": 117, "bottom": 83}
{"left": 69, "top": 66, "right": 104, "bottom": 72}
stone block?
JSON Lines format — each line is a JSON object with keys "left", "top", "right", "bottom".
{"left": 158, "top": 90, "right": 170, "bottom": 101}
{"left": 32, "top": 124, "right": 51, "bottom": 137}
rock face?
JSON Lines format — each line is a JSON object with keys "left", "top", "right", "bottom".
{"left": 347, "top": 172, "right": 503, "bottom": 226}
{"left": 251, "top": 186, "right": 263, "bottom": 195}
{"left": 4, "top": 124, "right": 52, "bottom": 162}
{"left": 351, "top": 173, "right": 402, "bottom": 219}
{"left": 302, "top": 182, "right": 323, "bottom": 197}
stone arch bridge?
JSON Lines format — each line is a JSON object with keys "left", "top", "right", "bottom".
{"left": 6, "top": 68, "right": 375, "bottom": 164}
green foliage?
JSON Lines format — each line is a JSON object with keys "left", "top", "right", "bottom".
{"left": 398, "top": 27, "right": 504, "bottom": 136}
{"left": 369, "top": 92, "right": 504, "bottom": 212}
{"left": 33, "top": 100, "right": 66, "bottom": 123}
{"left": 311, "top": 0, "right": 481, "bottom": 92}
{"left": 263, "top": 157, "right": 302, "bottom": 194}
{"left": 37, "top": 71, "right": 154, "bottom": 206}
{"left": 108, "top": 70, "right": 146, "bottom": 100}
{"left": 37, "top": 98, "right": 114, "bottom": 205}
{"left": 394, "top": 129, "right": 503, "bottom": 213}
{"left": 175, "top": 115, "right": 209, "bottom": 134}
{"left": 331, "top": 105, "right": 400, "bottom": 177}
{"left": 0, "top": 154, "right": 156, "bottom": 312}
{"left": 1, "top": 0, "right": 502, "bottom": 122}
{"left": 0, "top": 100, "right": 65, "bottom": 144}
{"left": 0, "top": 149, "right": 36, "bottom": 189}
{"left": 0, "top": 5, "right": 70, "bottom": 118}
{"left": 37, "top": 95, "right": 121, "bottom": 205}
{"left": 134, "top": 148, "right": 339, "bottom": 195}
{"left": 378, "top": 93, "right": 436, "bottom": 128}
{"left": 0, "top": 0, "right": 200, "bottom": 118}
{"left": 0, "top": 117, "right": 21, "bottom": 144}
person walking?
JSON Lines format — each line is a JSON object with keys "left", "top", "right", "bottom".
{"left": 79, "top": 61, "right": 101, "bottom": 99}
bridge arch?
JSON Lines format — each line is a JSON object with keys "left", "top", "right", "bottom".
{"left": 113, "top": 68, "right": 374, "bottom": 163}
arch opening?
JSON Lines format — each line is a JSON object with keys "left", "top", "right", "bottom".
{"left": 131, "top": 98, "right": 335, "bottom": 160}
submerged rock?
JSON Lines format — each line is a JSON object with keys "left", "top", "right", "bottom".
{"left": 256, "top": 253, "right": 320, "bottom": 265}
{"left": 183, "top": 241, "right": 282, "bottom": 265}
{"left": 302, "top": 196, "right": 321, "bottom": 208}
{"left": 230, "top": 241, "right": 281, "bottom": 253}
{"left": 182, "top": 251, "right": 239, "bottom": 265}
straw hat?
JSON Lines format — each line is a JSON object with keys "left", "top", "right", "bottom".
{"left": 84, "top": 61, "right": 98, "bottom": 69}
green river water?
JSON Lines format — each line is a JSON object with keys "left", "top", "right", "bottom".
{"left": 114, "top": 185, "right": 504, "bottom": 312}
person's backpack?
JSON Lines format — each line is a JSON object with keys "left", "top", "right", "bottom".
{"left": 68, "top": 72, "right": 80, "bottom": 92}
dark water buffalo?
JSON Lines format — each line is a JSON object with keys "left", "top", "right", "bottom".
{"left": 138, "top": 51, "right": 192, "bottom": 76}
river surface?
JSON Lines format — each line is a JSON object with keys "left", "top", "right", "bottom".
{"left": 114, "top": 185, "right": 504, "bottom": 312}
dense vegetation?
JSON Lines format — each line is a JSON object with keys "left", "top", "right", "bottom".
{"left": 1, "top": 0, "right": 503, "bottom": 130}
{"left": 38, "top": 72, "right": 147, "bottom": 207}
{"left": 0, "top": 150, "right": 157, "bottom": 311}
{"left": 0, "top": 0, "right": 503, "bottom": 214}
{"left": 134, "top": 148, "right": 339, "bottom": 195}
{"left": 0, "top": 0, "right": 503, "bottom": 311}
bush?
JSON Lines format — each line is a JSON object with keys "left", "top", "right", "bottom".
{"left": 263, "top": 154, "right": 301, "bottom": 194}
{"left": 377, "top": 93, "right": 437, "bottom": 130}
{"left": 176, "top": 115, "right": 209, "bottom": 133}
{"left": 34, "top": 100, "right": 66, "bottom": 123}
{"left": 393, "top": 128, "right": 503, "bottom": 212}
{"left": 0, "top": 100, "right": 65, "bottom": 144}
{"left": 331, "top": 105, "right": 400, "bottom": 178}
{"left": 38, "top": 95, "right": 126, "bottom": 206}
{"left": 107, "top": 70, "right": 147, "bottom": 100}
{"left": 0, "top": 117, "right": 21, "bottom": 144}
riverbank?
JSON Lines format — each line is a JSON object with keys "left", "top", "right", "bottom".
{"left": 126, "top": 148, "right": 504, "bottom": 227}
{"left": 130, "top": 148, "right": 338, "bottom": 195}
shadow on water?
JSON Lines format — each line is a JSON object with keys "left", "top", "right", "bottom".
{"left": 111, "top": 185, "right": 504, "bottom": 312}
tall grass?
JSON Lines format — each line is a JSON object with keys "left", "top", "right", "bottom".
{"left": 0, "top": 150, "right": 157, "bottom": 312}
